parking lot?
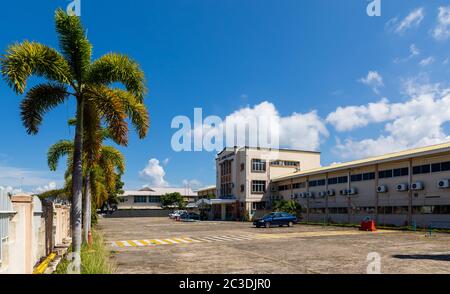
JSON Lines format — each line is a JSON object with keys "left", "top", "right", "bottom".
{"left": 99, "top": 217, "right": 450, "bottom": 274}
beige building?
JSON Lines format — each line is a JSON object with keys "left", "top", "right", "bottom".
{"left": 196, "top": 185, "right": 217, "bottom": 199}
{"left": 273, "top": 142, "right": 450, "bottom": 228}
{"left": 215, "top": 146, "right": 321, "bottom": 220}
{"left": 118, "top": 187, "right": 196, "bottom": 210}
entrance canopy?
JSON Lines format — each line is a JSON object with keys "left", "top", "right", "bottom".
{"left": 195, "top": 198, "right": 237, "bottom": 206}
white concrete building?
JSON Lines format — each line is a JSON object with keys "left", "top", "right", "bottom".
{"left": 118, "top": 187, "right": 196, "bottom": 210}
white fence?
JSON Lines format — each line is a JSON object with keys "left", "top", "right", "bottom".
{"left": 0, "top": 189, "right": 14, "bottom": 263}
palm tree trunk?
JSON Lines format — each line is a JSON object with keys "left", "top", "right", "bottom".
{"left": 83, "top": 170, "right": 91, "bottom": 244}
{"left": 71, "top": 97, "right": 84, "bottom": 273}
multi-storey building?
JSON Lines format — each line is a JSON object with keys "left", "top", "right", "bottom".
{"left": 215, "top": 146, "right": 321, "bottom": 220}
{"left": 273, "top": 142, "right": 450, "bottom": 228}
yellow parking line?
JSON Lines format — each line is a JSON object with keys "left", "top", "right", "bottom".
{"left": 127, "top": 240, "right": 138, "bottom": 247}
{"left": 138, "top": 240, "right": 150, "bottom": 246}
{"left": 173, "top": 238, "right": 191, "bottom": 243}
{"left": 163, "top": 239, "right": 179, "bottom": 244}
{"left": 115, "top": 241, "right": 125, "bottom": 247}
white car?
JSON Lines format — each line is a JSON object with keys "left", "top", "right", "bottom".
{"left": 169, "top": 210, "right": 187, "bottom": 219}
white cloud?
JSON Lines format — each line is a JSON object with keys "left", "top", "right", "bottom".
{"left": 35, "top": 182, "right": 57, "bottom": 194}
{"left": 139, "top": 159, "right": 169, "bottom": 187}
{"left": 358, "top": 71, "right": 384, "bottom": 94}
{"left": 329, "top": 81, "right": 450, "bottom": 159}
{"left": 0, "top": 186, "right": 22, "bottom": 195}
{"left": 419, "top": 56, "right": 435, "bottom": 66}
{"left": 162, "top": 158, "right": 170, "bottom": 166}
{"left": 388, "top": 8, "right": 425, "bottom": 35}
{"left": 198, "top": 101, "right": 329, "bottom": 151}
{"left": 432, "top": 6, "right": 450, "bottom": 40}
{"left": 409, "top": 44, "right": 420, "bottom": 57}
{"left": 0, "top": 164, "right": 61, "bottom": 192}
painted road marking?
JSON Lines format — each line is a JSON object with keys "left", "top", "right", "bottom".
{"left": 111, "top": 230, "right": 400, "bottom": 248}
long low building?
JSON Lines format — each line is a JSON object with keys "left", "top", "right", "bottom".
{"left": 118, "top": 187, "right": 196, "bottom": 210}
{"left": 272, "top": 142, "right": 450, "bottom": 228}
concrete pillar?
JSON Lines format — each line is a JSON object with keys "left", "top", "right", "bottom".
{"left": 10, "top": 195, "right": 33, "bottom": 274}
{"left": 221, "top": 204, "right": 226, "bottom": 221}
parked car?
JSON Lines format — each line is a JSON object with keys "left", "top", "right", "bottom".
{"left": 169, "top": 210, "right": 187, "bottom": 219}
{"left": 180, "top": 212, "right": 200, "bottom": 221}
{"left": 253, "top": 212, "right": 298, "bottom": 228}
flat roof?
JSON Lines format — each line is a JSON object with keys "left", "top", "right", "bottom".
{"left": 273, "top": 141, "right": 450, "bottom": 182}
{"left": 196, "top": 185, "right": 216, "bottom": 192}
{"left": 120, "top": 187, "right": 195, "bottom": 196}
{"left": 216, "top": 146, "right": 320, "bottom": 157}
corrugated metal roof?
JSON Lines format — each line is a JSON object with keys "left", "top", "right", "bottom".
{"left": 120, "top": 187, "right": 195, "bottom": 197}
{"left": 273, "top": 141, "right": 450, "bottom": 182}
{"left": 196, "top": 185, "right": 216, "bottom": 192}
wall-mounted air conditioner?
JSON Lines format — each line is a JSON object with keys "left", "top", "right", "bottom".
{"left": 411, "top": 181, "right": 424, "bottom": 191}
{"left": 318, "top": 191, "right": 327, "bottom": 198}
{"left": 339, "top": 189, "right": 348, "bottom": 196}
{"left": 306, "top": 192, "right": 315, "bottom": 198}
{"left": 327, "top": 189, "right": 336, "bottom": 196}
{"left": 299, "top": 192, "right": 306, "bottom": 198}
{"left": 377, "top": 185, "right": 388, "bottom": 193}
{"left": 396, "top": 184, "right": 409, "bottom": 192}
{"left": 348, "top": 188, "right": 358, "bottom": 195}
{"left": 438, "top": 179, "right": 450, "bottom": 189}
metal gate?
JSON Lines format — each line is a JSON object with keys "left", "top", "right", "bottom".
{"left": 0, "top": 188, "right": 14, "bottom": 262}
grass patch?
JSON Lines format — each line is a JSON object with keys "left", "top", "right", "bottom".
{"left": 55, "top": 230, "right": 116, "bottom": 274}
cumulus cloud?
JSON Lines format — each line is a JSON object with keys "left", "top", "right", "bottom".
{"left": 329, "top": 81, "right": 450, "bottom": 159}
{"left": 432, "top": 6, "right": 450, "bottom": 40}
{"left": 359, "top": 71, "right": 384, "bottom": 94}
{"left": 387, "top": 8, "right": 425, "bottom": 35}
{"left": 139, "top": 159, "right": 169, "bottom": 187}
{"left": 0, "top": 186, "right": 22, "bottom": 195}
{"left": 197, "top": 101, "right": 329, "bottom": 151}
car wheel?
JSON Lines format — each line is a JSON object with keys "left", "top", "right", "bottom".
{"left": 265, "top": 222, "right": 271, "bottom": 228}
{"left": 288, "top": 221, "right": 293, "bottom": 227}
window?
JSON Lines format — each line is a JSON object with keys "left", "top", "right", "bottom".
{"left": 148, "top": 196, "right": 160, "bottom": 203}
{"left": 338, "top": 176, "right": 348, "bottom": 184}
{"left": 284, "top": 161, "right": 300, "bottom": 167}
{"left": 240, "top": 185, "right": 245, "bottom": 192}
{"left": 392, "top": 168, "right": 409, "bottom": 177}
{"left": 432, "top": 163, "right": 441, "bottom": 173}
{"left": 309, "top": 180, "right": 317, "bottom": 187}
{"left": 351, "top": 174, "right": 363, "bottom": 182}
{"left": 134, "top": 196, "right": 147, "bottom": 203}
{"left": 379, "top": 170, "right": 393, "bottom": 179}
{"left": 328, "top": 177, "right": 338, "bottom": 185}
{"left": 252, "top": 180, "right": 266, "bottom": 193}
{"left": 413, "top": 164, "right": 431, "bottom": 175}
{"left": 442, "top": 161, "right": 450, "bottom": 171}
{"left": 363, "top": 172, "right": 375, "bottom": 180}
{"left": 252, "top": 202, "right": 266, "bottom": 210}
{"left": 317, "top": 179, "right": 326, "bottom": 186}
{"left": 252, "top": 159, "right": 266, "bottom": 172}
{"left": 240, "top": 163, "right": 245, "bottom": 171}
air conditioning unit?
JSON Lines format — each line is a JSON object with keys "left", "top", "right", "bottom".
{"left": 318, "top": 191, "right": 326, "bottom": 198}
{"left": 294, "top": 193, "right": 299, "bottom": 199}
{"left": 327, "top": 189, "right": 336, "bottom": 196}
{"left": 438, "top": 179, "right": 450, "bottom": 189}
{"left": 306, "top": 192, "right": 315, "bottom": 198}
{"left": 377, "top": 185, "right": 388, "bottom": 193}
{"left": 339, "top": 189, "right": 348, "bottom": 196}
{"left": 411, "top": 181, "right": 424, "bottom": 191}
{"left": 348, "top": 188, "right": 358, "bottom": 195}
{"left": 299, "top": 192, "right": 306, "bottom": 198}
{"left": 396, "top": 184, "right": 409, "bottom": 192}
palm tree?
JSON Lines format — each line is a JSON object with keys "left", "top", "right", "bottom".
{"left": 1, "top": 9, "right": 148, "bottom": 269}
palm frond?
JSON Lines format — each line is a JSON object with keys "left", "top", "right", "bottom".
{"left": 100, "top": 146, "right": 125, "bottom": 175}
{"left": 112, "top": 89, "right": 149, "bottom": 139}
{"left": 85, "top": 85, "right": 128, "bottom": 146}
{"left": 21, "top": 83, "right": 69, "bottom": 134}
{"left": 0, "top": 41, "right": 71, "bottom": 94}
{"left": 47, "top": 140, "right": 74, "bottom": 171}
{"left": 87, "top": 53, "right": 147, "bottom": 101}
{"left": 55, "top": 9, "right": 92, "bottom": 82}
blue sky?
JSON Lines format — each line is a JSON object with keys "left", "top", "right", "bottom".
{"left": 1, "top": 0, "right": 450, "bottom": 193}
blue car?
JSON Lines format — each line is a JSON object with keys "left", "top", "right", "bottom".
{"left": 253, "top": 212, "right": 298, "bottom": 228}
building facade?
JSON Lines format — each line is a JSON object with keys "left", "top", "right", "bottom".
{"left": 118, "top": 187, "right": 196, "bottom": 210}
{"left": 273, "top": 142, "right": 450, "bottom": 228}
{"left": 215, "top": 146, "right": 321, "bottom": 220}
{"left": 196, "top": 186, "right": 217, "bottom": 199}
